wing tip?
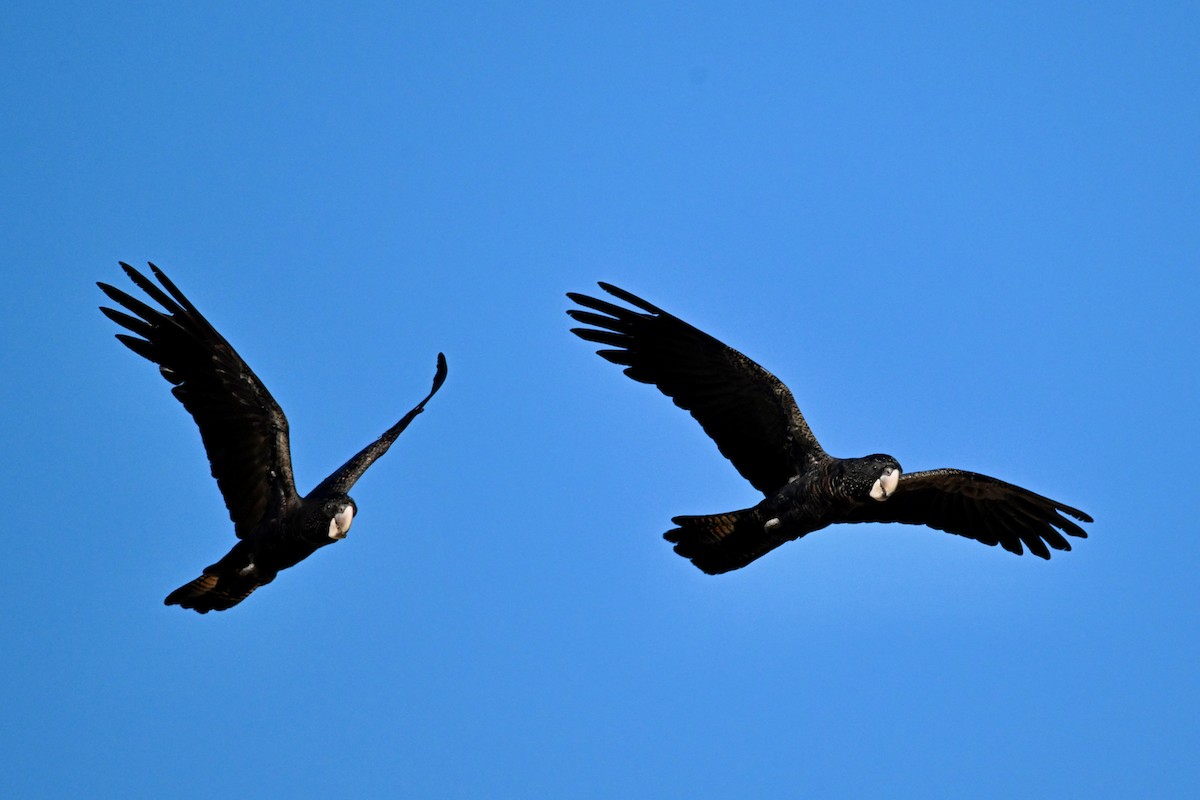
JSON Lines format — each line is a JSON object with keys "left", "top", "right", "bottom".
{"left": 567, "top": 283, "right": 664, "bottom": 318}
{"left": 431, "top": 352, "right": 448, "bottom": 394}
{"left": 117, "top": 261, "right": 144, "bottom": 282}
{"left": 596, "top": 281, "right": 661, "bottom": 314}
{"left": 1063, "top": 506, "right": 1094, "bottom": 524}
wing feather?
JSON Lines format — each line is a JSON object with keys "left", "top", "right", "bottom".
{"left": 841, "top": 468, "right": 1091, "bottom": 559}
{"left": 307, "top": 353, "right": 448, "bottom": 499}
{"left": 99, "top": 263, "right": 299, "bottom": 537}
{"left": 567, "top": 283, "right": 825, "bottom": 494}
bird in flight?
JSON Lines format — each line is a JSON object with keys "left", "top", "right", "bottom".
{"left": 99, "top": 263, "right": 447, "bottom": 612}
{"left": 567, "top": 283, "right": 1091, "bottom": 574}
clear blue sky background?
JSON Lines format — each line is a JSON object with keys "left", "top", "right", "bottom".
{"left": 2, "top": 2, "right": 1196, "bottom": 797}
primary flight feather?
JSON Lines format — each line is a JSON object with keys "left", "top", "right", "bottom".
{"left": 567, "top": 282, "right": 1091, "bottom": 573}
{"left": 100, "top": 262, "right": 447, "bottom": 612}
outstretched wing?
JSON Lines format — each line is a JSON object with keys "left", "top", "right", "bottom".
{"left": 567, "top": 283, "right": 826, "bottom": 495}
{"left": 306, "top": 353, "right": 448, "bottom": 499}
{"left": 99, "top": 262, "right": 300, "bottom": 537}
{"left": 840, "top": 469, "right": 1092, "bottom": 558}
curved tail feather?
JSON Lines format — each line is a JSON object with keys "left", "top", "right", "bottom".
{"left": 666, "top": 507, "right": 786, "bottom": 574}
{"left": 164, "top": 571, "right": 263, "bottom": 614}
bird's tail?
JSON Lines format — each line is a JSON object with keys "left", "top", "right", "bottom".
{"left": 665, "top": 507, "right": 786, "bottom": 575}
{"left": 164, "top": 569, "right": 263, "bottom": 614}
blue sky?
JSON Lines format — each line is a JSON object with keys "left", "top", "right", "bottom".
{"left": 2, "top": 2, "right": 1197, "bottom": 797}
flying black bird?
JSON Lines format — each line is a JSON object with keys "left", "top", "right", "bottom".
{"left": 567, "top": 283, "right": 1091, "bottom": 573}
{"left": 99, "top": 263, "right": 447, "bottom": 612}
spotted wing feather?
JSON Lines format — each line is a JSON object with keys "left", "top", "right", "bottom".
{"left": 307, "top": 353, "right": 448, "bottom": 499}
{"left": 841, "top": 469, "right": 1092, "bottom": 558}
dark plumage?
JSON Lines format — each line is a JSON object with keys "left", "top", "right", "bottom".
{"left": 99, "top": 262, "right": 447, "bottom": 612}
{"left": 567, "top": 283, "right": 1091, "bottom": 573}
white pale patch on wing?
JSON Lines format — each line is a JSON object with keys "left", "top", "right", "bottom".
{"left": 239, "top": 559, "right": 257, "bottom": 577}
{"left": 870, "top": 467, "right": 902, "bottom": 501}
{"left": 328, "top": 505, "right": 355, "bottom": 539}
{"left": 765, "top": 517, "right": 781, "bottom": 532}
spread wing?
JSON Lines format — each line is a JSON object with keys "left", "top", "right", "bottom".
{"left": 840, "top": 469, "right": 1092, "bottom": 558}
{"left": 306, "top": 353, "right": 448, "bottom": 499}
{"left": 98, "top": 262, "right": 300, "bottom": 537}
{"left": 567, "top": 283, "right": 826, "bottom": 495}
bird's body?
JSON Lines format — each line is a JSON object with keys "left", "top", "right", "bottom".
{"left": 100, "top": 262, "right": 447, "bottom": 612}
{"left": 161, "top": 495, "right": 356, "bottom": 612}
{"left": 668, "top": 454, "right": 903, "bottom": 573}
{"left": 567, "top": 283, "right": 1091, "bottom": 572}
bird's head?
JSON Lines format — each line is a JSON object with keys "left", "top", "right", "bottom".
{"left": 323, "top": 496, "right": 358, "bottom": 540}
{"left": 841, "top": 454, "right": 902, "bottom": 502}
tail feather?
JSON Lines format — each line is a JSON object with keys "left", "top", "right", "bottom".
{"left": 164, "top": 571, "right": 262, "bottom": 614}
{"left": 665, "top": 508, "right": 786, "bottom": 574}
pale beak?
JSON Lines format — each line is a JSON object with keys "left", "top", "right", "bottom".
{"left": 328, "top": 506, "right": 355, "bottom": 539}
{"left": 870, "top": 467, "right": 901, "bottom": 501}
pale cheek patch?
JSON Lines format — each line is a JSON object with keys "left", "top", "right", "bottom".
{"left": 883, "top": 468, "right": 900, "bottom": 496}
{"left": 328, "top": 506, "right": 355, "bottom": 540}
{"left": 870, "top": 468, "right": 901, "bottom": 501}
